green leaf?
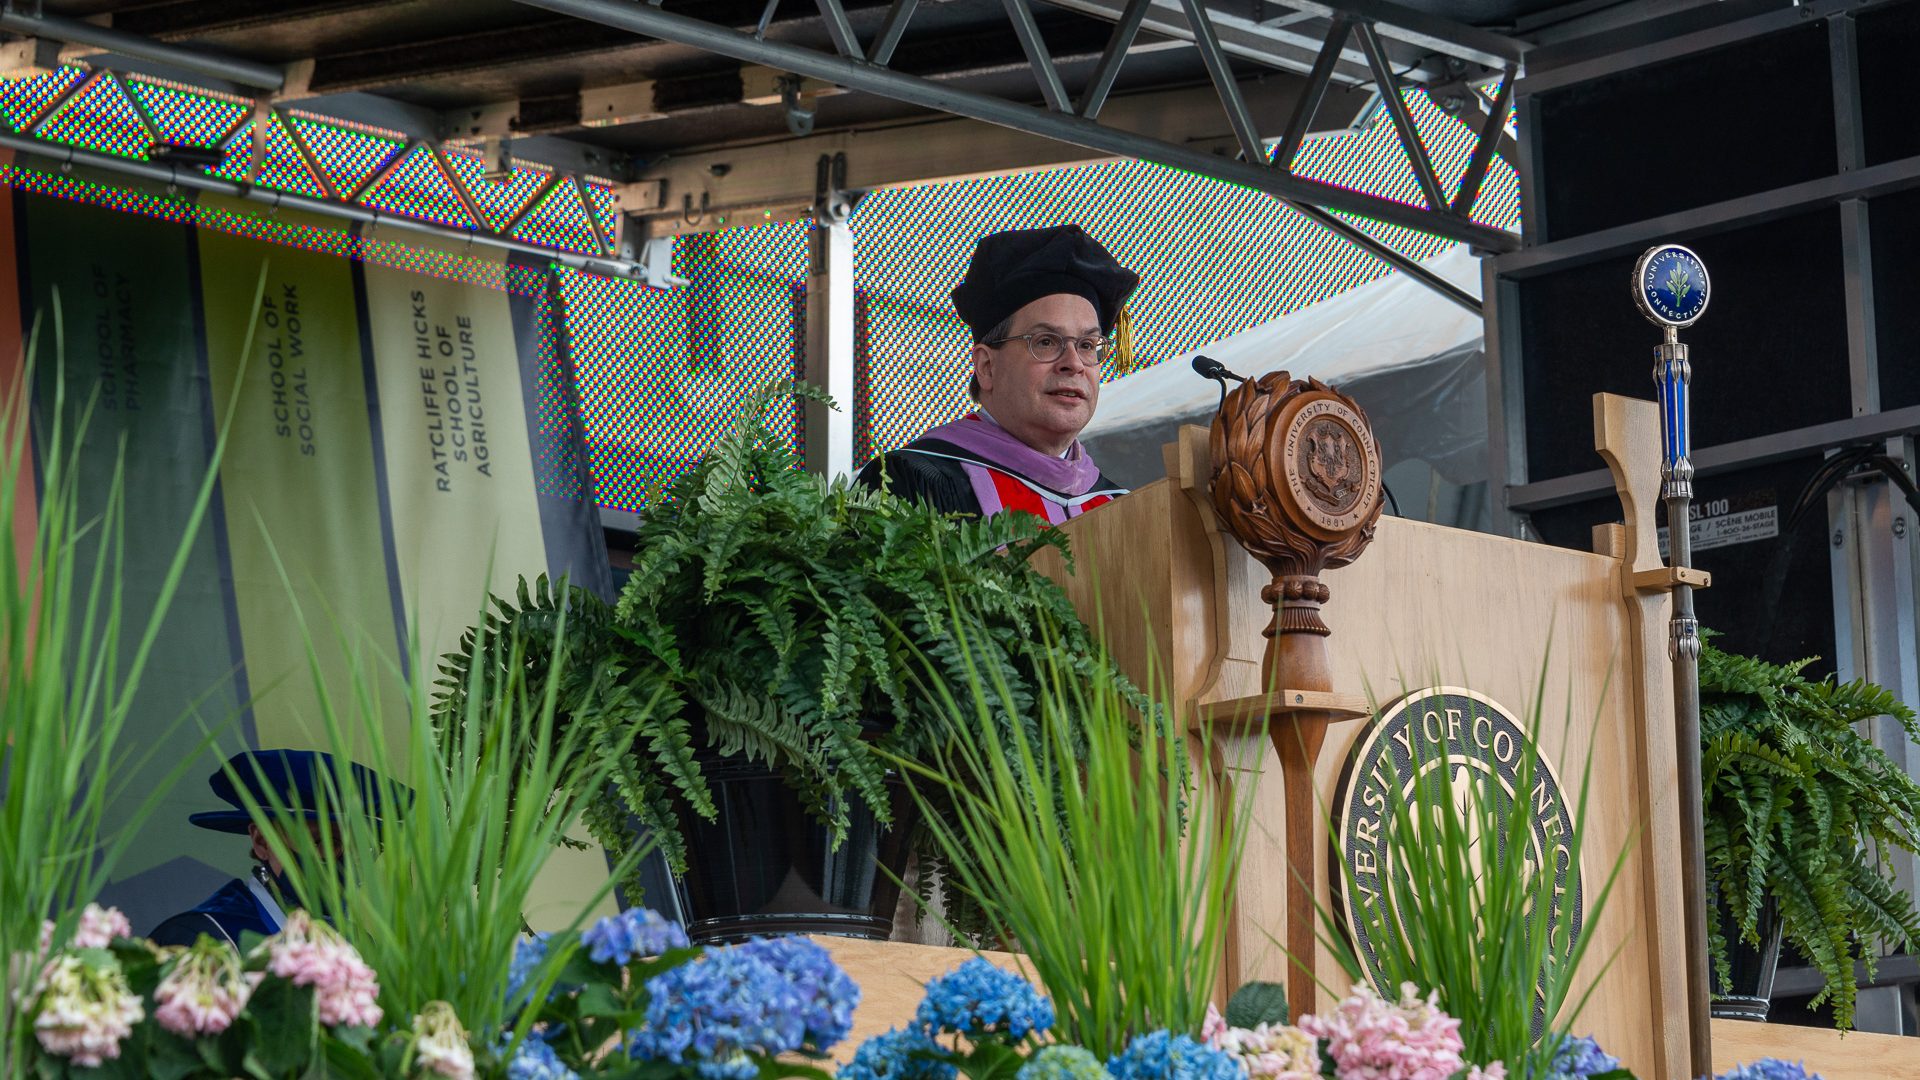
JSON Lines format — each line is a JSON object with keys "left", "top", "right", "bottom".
{"left": 575, "top": 982, "right": 627, "bottom": 1020}
{"left": 239, "top": 977, "right": 318, "bottom": 1078}
{"left": 1225, "top": 980, "right": 1289, "bottom": 1028}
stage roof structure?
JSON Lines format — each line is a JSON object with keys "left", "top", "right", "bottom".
{"left": 0, "top": 0, "right": 1771, "bottom": 308}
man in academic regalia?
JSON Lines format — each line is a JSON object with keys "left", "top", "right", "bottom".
{"left": 148, "top": 750, "right": 398, "bottom": 949}
{"left": 856, "top": 224, "right": 1136, "bottom": 523}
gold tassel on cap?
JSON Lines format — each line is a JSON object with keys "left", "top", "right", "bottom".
{"left": 1113, "top": 304, "right": 1135, "bottom": 374}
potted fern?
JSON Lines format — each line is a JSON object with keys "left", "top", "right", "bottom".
{"left": 1699, "top": 638, "right": 1920, "bottom": 1029}
{"left": 437, "top": 383, "right": 1129, "bottom": 943}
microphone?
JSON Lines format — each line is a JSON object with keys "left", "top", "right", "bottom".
{"left": 1191, "top": 355, "right": 1247, "bottom": 383}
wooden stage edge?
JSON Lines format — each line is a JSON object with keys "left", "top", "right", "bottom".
{"left": 820, "top": 939, "right": 1919, "bottom": 1076}
{"left": 1711, "top": 1018, "right": 1919, "bottom": 1079}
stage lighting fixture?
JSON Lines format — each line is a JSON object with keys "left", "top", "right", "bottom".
{"left": 148, "top": 141, "right": 225, "bottom": 170}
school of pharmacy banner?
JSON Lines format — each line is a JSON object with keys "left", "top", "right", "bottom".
{"left": 1, "top": 169, "right": 617, "bottom": 934}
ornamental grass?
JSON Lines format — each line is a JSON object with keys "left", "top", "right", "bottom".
{"left": 1, "top": 279, "right": 255, "bottom": 1075}
{"left": 891, "top": 594, "right": 1255, "bottom": 1060}
{"left": 1316, "top": 662, "right": 1632, "bottom": 1078}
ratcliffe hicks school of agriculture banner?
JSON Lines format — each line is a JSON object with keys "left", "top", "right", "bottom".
{"left": 0, "top": 167, "right": 616, "bottom": 934}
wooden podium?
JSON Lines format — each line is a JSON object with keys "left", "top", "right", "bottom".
{"left": 812, "top": 390, "right": 1914, "bottom": 1080}
{"left": 1027, "top": 393, "right": 1695, "bottom": 1080}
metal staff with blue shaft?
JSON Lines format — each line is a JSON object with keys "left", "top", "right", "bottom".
{"left": 1634, "top": 243, "right": 1712, "bottom": 1078}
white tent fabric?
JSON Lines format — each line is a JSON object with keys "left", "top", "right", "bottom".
{"left": 1080, "top": 247, "right": 1490, "bottom": 513}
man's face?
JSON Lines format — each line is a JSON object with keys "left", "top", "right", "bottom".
{"left": 972, "top": 293, "right": 1103, "bottom": 457}
{"left": 249, "top": 820, "right": 338, "bottom": 877}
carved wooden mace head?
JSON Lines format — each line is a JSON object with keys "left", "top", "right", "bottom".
{"left": 1209, "top": 372, "right": 1384, "bottom": 690}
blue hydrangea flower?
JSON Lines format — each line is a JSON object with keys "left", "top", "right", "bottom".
{"left": 630, "top": 946, "right": 787, "bottom": 1064}
{"left": 1017, "top": 1045, "right": 1113, "bottom": 1079}
{"left": 581, "top": 907, "right": 689, "bottom": 967}
{"left": 1540, "top": 1034, "right": 1621, "bottom": 1079}
{"left": 629, "top": 935, "right": 857, "bottom": 1071}
{"left": 1717, "top": 1061, "right": 1822, "bottom": 1080}
{"left": 729, "top": 936, "right": 860, "bottom": 1050}
{"left": 913, "top": 958, "right": 1055, "bottom": 1040}
{"left": 504, "top": 1035, "right": 578, "bottom": 1080}
{"left": 838, "top": 1028, "right": 957, "bottom": 1080}
{"left": 1106, "top": 1031, "right": 1246, "bottom": 1080}
{"left": 506, "top": 934, "right": 552, "bottom": 1009}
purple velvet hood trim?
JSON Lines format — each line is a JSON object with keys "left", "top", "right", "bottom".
{"left": 914, "top": 412, "right": 1102, "bottom": 496}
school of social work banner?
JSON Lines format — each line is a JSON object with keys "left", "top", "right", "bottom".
{"left": 1, "top": 167, "right": 618, "bottom": 934}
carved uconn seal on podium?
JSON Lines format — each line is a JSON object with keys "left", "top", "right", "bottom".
{"left": 1331, "top": 688, "right": 1585, "bottom": 1000}
{"left": 1282, "top": 395, "right": 1381, "bottom": 537}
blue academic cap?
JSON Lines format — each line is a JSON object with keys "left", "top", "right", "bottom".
{"left": 188, "top": 750, "right": 406, "bottom": 835}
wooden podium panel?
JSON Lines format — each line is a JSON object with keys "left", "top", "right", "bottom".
{"left": 1031, "top": 400, "right": 1693, "bottom": 1080}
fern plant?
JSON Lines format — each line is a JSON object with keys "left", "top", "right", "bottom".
{"left": 1700, "top": 638, "right": 1920, "bottom": 1030}
{"left": 435, "top": 382, "right": 1131, "bottom": 935}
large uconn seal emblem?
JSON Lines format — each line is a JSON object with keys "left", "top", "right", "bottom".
{"left": 1331, "top": 688, "right": 1585, "bottom": 1002}
{"left": 1280, "top": 395, "right": 1380, "bottom": 537}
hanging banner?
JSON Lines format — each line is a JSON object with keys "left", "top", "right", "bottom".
{"left": 198, "top": 197, "right": 411, "bottom": 760}
{"left": 16, "top": 175, "right": 248, "bottom": 924}
{"left": 6, "top": 180, "right": 614, "bottom": 934}
{"left": 359, "top": 239, "right": 549, "bottom": 668}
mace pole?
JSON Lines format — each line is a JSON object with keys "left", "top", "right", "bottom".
{"left": 1656, "top": 323, "right": 1712, "bottom": 1079}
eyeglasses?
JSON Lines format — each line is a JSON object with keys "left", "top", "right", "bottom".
{"left": 986, "top": 331, "right": 1115, "bottom": 367}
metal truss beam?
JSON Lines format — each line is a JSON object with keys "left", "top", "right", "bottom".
{"left": 0, "top": 131, "right": 643, "bottom": 278}
{"left": 867, "top": 0, "right": 919, "bottom": 68}
{"left": 1076, "top": 0, "right": 1151, "bottom": 119}
{"left": 1280, "top": 1, "right": 1525, "bottom": 69}
{"left": 1509, "top": 404, "right": 1920, "bottom": 513}
{"left": 1047, "top": 0, "right": 1376, "bottom": 84}
{"left": 111, "top": 0, "right": 404, "bottom": 40}
{"left": 1493, "top": 149, "right": 1920, "bottom": 279}
{"left": 511, "top": 0, "right": 1518, "bottom": 254}
{"left": 1449, "top": 69, "right": 1512, "bottom": 218}
{"left": 1002, "top": 0, "right": 1071, "bottom": 113}
{"left": 1355, "top": 21, "right": 1448, "bottom": 211}
{"left": 1283, "top": 200, "right": 1480, "bottom": 314}
{"left": 1273, "top": 15, "right": 1350, "bottom": 173}
{"left": 622, "top": 77, "right": 1369, "bottom": 234}
{"left": 0, "top": 8, "right": 286, "bottom": 91}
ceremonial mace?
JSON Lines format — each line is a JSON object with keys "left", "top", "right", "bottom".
{"left": 1632, "top": 244, "right": 1713, "bottom": 1078}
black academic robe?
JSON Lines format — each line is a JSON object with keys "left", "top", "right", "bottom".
{"left": 856, "top": 436, "right": 1125, "bottom": 520}
{"left": 148, "top": 877, "right": 281, "bottom": 949}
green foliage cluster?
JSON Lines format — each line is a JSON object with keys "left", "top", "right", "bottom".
{"left": 232, "top": 592, "right": 640, "bottom": 1043}
{"left": 435, "top": 382, "right": 1135, "bottom": 932}
{"left": 895, "top": 610, "right": 1243, "bottom": 1060}
{"left": 1321, "top": 674, "right": 1628, "bottom": 1078}
{"left": 1699, "top": 639, "right": 1920, "bottom": 1030}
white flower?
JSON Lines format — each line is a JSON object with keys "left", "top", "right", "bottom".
{"left": 411, "top": 1001, "right": 476, "bottom": 1080}
{"left": 31, "top": 954, "right": 143, "bottom": 1067}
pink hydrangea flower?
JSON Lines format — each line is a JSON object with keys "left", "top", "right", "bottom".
{"left": 1202, "top": 1002, "right": 1229, "bottom": 1045}
{"left": 409, "top": 1001, "right": 475, "bottom": 1080}
{"left": 1298, "top": 982, "right": 1472, "bottom": 1080}
{"left": 154, "top": 937, "right": 258, "bottom": 1037}
{"left": 32, "top": 954, "right": 143, "bottom": 1067}
{"left": 35, "top": 903, "right": 132, "bottom": 955}
{"left": 16, "top": 905, "right": 135, "bottom": 1011}
{"left": 256, "top": 910, "right": 383, "bottom": 1029}
{"left": 71, "top": 904, "right": 132, "bottom": 950}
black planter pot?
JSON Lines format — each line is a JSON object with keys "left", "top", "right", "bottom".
{"left": 671, "top": 754, "right": 915, "bottom": 944}
{"left": 1710, "top": 899, "right": 1784, "bottom": 1022}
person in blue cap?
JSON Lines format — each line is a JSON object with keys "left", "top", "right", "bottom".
{"left": 147, "top": 749, "right": 399, "bottom": 948}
